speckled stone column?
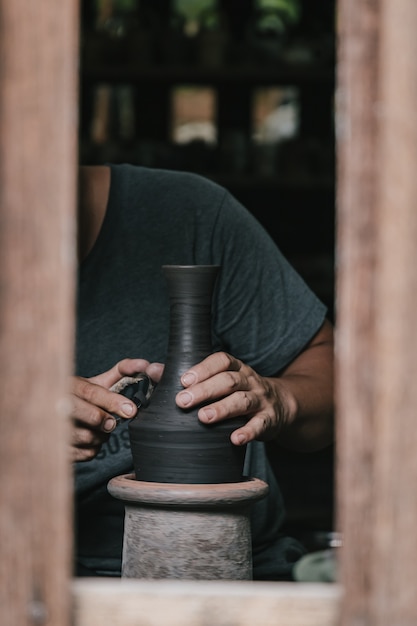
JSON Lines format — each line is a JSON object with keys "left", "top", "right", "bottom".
{"left": 108, "top": 474, "right": 269, "bottom": 580}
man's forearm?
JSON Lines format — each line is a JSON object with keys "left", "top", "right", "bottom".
{"left": 270, "top": 319, "right": 334, "bottom": 451}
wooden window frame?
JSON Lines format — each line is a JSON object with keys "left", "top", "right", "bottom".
{"left": 2, "top": 1, "right": 417, "bottom": 624}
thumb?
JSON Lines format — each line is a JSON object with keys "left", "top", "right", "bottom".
{"left": 90, "top": 358, "right": 151, "bottom": 389}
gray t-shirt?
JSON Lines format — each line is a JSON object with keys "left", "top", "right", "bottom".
{"left": 75, "top": 164, "right": 327, "bottom": 579}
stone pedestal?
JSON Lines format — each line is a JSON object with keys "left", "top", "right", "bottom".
{"left": 108, "top": 474, "right": 268, "bottom": 580}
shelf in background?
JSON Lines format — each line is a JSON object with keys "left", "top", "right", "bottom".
{"left": 81, "top": 63, "right": 335, "bottom": 87}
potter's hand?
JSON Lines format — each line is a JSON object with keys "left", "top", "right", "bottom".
{"left": 176, "top": 319, "right": 334, "bottom": 452}
{"left": 70, "top": 358, "right": 164, "bottom": 462}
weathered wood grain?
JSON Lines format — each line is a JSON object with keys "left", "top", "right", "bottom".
{"left": 0, "top": 1, "right": 79, "bottom": 625}
{"left": 72, "top": 579, "right": 342, "bottom": 626}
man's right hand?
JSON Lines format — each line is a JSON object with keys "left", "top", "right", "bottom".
{"left": 69, "top": 358, "right": 164, "bottom": 462}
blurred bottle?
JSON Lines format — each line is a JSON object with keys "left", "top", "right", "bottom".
{"left": 247, "top": 0, "right": 301, "bottom": 65}
{"left": 197, "top": 1, "right": 228, "bottom": 67}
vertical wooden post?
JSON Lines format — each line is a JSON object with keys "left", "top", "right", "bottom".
{"left": 337, "top": 0, "right": 417, "bottom": 623}
{"left": 0, "top": 2, "right": 79, "bottom": 626}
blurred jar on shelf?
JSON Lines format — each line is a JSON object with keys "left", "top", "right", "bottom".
{"left": 82, "top": 0, "right": 156, "bottom": 67}
{"left": 246, "top": 0, "right": 301, "bottom": 65}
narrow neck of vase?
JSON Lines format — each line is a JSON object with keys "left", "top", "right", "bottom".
{"left": 162, "top": 265, "right": 220, "bottom": 378}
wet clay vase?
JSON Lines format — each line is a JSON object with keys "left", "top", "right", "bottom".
{"left": 128, "top": 264, "right": 247, "bottom": 484}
